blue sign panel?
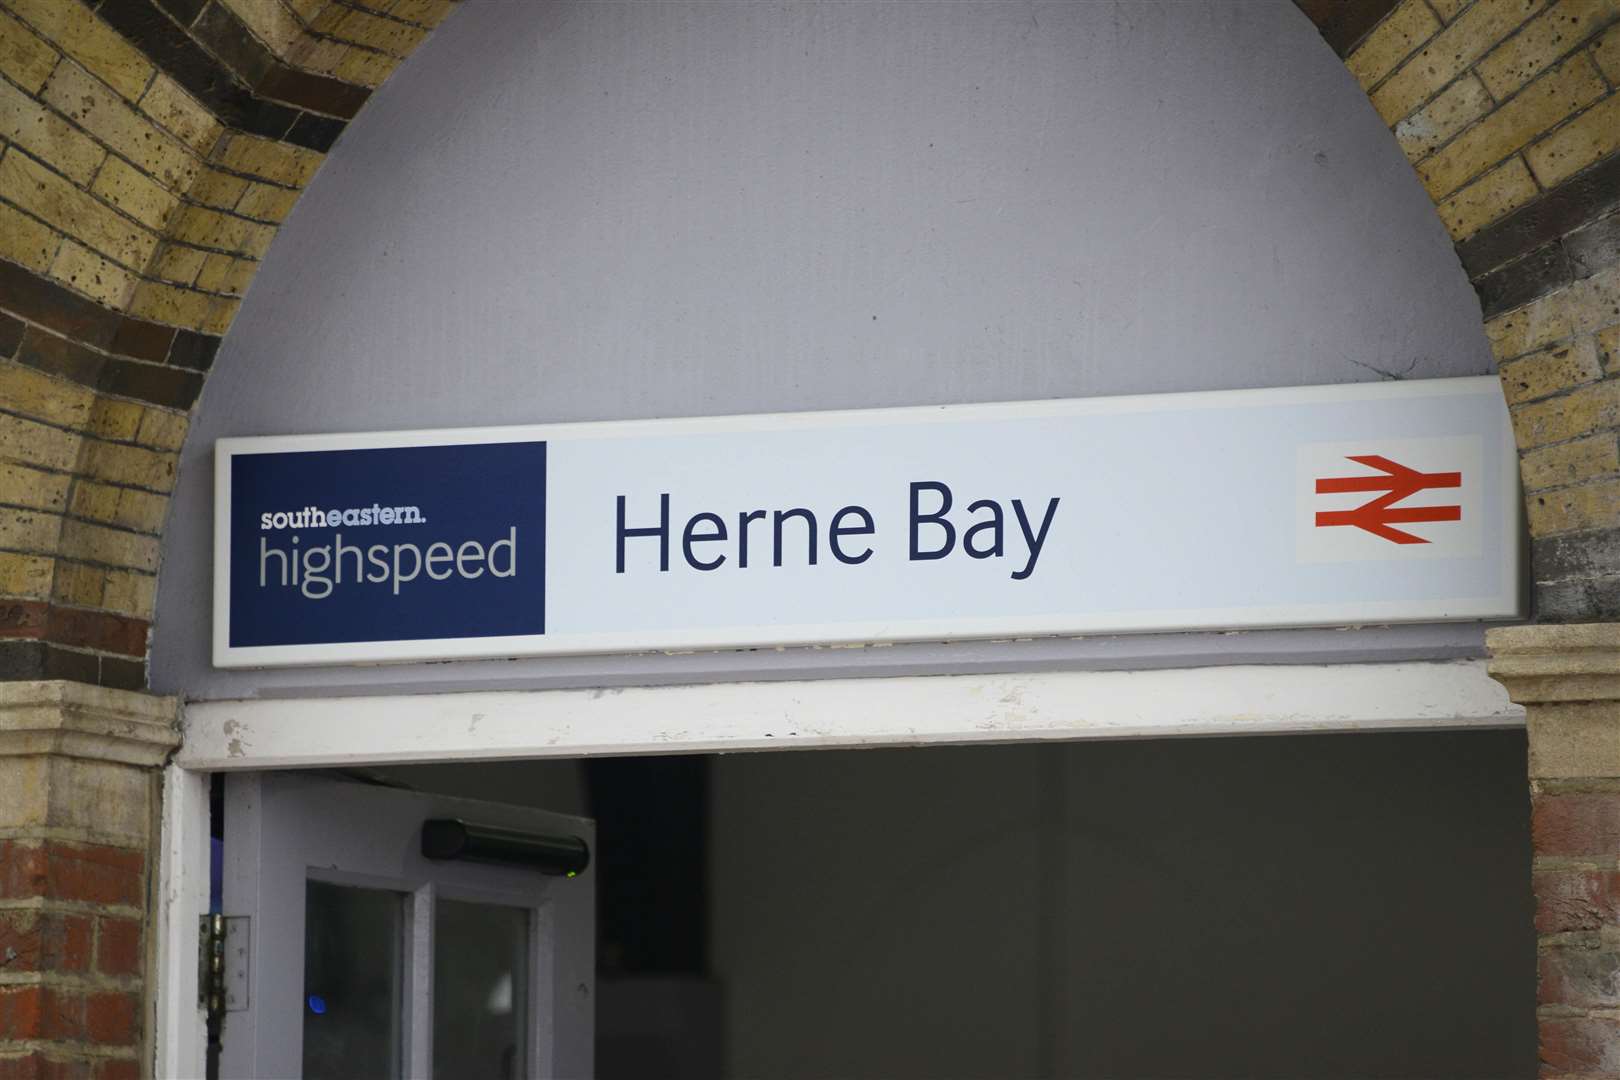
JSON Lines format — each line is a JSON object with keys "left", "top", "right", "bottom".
{"left": 227, "top": 441, "right": 546, "bottom": 647}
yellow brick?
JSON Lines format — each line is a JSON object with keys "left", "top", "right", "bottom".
{"left": 138, "top": 73, "right": 222, "bottom": 157}
{"left": 1430, "top": 0, "right": 1470, "bottom": 20}
{"left": 0, "top": 551, "right": 53, "bottom": 599}
{"left": 5, "top": 0, "right": 153, "bottom": 102}
{"left": 0, "top": 413, "right": 81, "bottom": 472}
{"left": 1373, "top": 0, "right": 1553, "bottom": 123}
{"left": 1436, "top": 155, "right": 1541, "bottom": 239}
{"left": 0, "top": 507, "right": 61, "bottom": 551}
{"left": 90, "top": 155, "right": 181, "bottom": 232}
{"left": 390, "top": 0, "right": 456, "bottom": 28}
{"left": 1597, "top": 23, "right": 1620, "bottom": 80}
{"left": 1570, "top": 263, "right": 1620, "bottom": 335}
{"left": 1487, "top": 289, "right": 1578, "bottom": 358}
{"left": 286, "top": 0, "right": 326, "bottom": 20}
{"left": 80, "top": 440, "right": 176, "bottom": 492}
{"left": 1395, "top": 74, "right": 1496, "bottom": 161}
{"left": 0, "top": 8, "right": 58, "bottom": 94}
{"left": 1528, "top": 476, "right": 1620, "bottom": 533}
{"left": 1348, "top": 0, "right": 1442, "bottom": 90}
{"left": 86, "top": 397, "right": 144, "bottom": 442}
{"left": 0, "top": 461, "right": 69, "bottom": 513}
{"left": 58, "top": 518, "right": 159, "bottom": 572}
{"left": 193, "top": 253, "right": 259, "bottom": 298}
{"left": 297, "top": 38, "right": 350, "bottom": 78}
{"left": 1511, "top": 379, "right": 1620, "bottom": 447}
{"left": 135, "top": 410, "right": 188, "bottom": 452}
{"left": 332, "top": 47, "right": 400, "bottom": 88}
{"left": 234, "top": 182, "right": 299, "bottom": 223}
{"left": 194, "top": 252, "right": 233, "bottom": 293}
{"left": 1526, "top": 89, "right": 1620, "bottom": 187}
{"left": 1521, "top": 433, "right": 1620, "bottom": 489}
{"left": 220, "top": 0, "right": 305, "bottom": 57}
{"left": 101, "top": 567, "right": 155, "bottom": 619}
{"left": 1478, "top": 0, "right": 1620, "bottom": 99}
{"left": 70, "top": 480, "right": 165, "bottom": 533}
{"left": 187, "top": 168, "right": 250, "bottom": 210}
{"left": 170, "top": 205, "right": 276, "bottom": 258}
{"left": 1599, "top": 323, "right": 1620, "bottom": 374}
{"left": 0, "top": 74, "right": 106, "bottom": 184}
{"left": 223, "top": 257, "right": 256, "bottom": 296}
{"left": 1418, "top": 54, "right": 1606, "bottom": 200}
{"left": 68, "top": 480, "right": 118, "bottom": 523}
{"left": 0, "top": 360, "right": 93, "bottom": 430}
{"left": 215, "top": 133, "right": 323, "bottom": 188}
{"left": 201, "top": 295, "right": 239, "bottom": 335}
{"left": 48, "top": 240, "right": 136, "bottom": 307}
{"left": 319, "top": 6, "right": 424, "bottom": 53}
{"left": 0, "top": 148, "right": 157, "bottom": 269}
{"left": 0, "top": 202, "right": 61, "bottom": 273}
{"left": 151, "top": 243, "right": 208, "bottom": 286}
{"left": 1499, "top": 336, "right": 1604, "bottom": 403}
{"left": 50, "top": 560, "right": 102, "bottom": 607}
{"left": 127, "top": 279, "right": 215, "bottom": 332}
{"left": 43, "top": 62, "right": 200, "bottom": 194}
{"left": 195, "top": 252, "right": 258, "bottom": 296}
{"left": 310, "top": 4, "right": 349, "bottom": 34}
{"left": 115, "top": 487, "right": 167, "bottom": 533}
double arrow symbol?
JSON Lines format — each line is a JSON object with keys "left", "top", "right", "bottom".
{"left": 1315, "top": 455, "right": 1461, "bottom": 545}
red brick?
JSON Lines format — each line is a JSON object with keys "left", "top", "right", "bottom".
{"left": 94, "top": 918, "right": 140, "bottom": 978}
{"left": 1543, "top": 1016, "right": 1620, "bottom": 1072}
{"left": 42, "top": 607, "right": 149, "bottom": 658}
{"left": 39, "top": 988, "right": 85, "bottom": 1042}
{"left": 1538, "top": 871, "right": 1620, "bottom": 933}
{"left": 1542, "top": 947, "right": 1620, "bottom": 1007}
{"left": 84, "top": 991, "right": 136, "bottom": 1046}
{"left": 0, "top": 842, "right": 50, "bottom": 900}
{"left": 0, "top": 910, "right": 94, "bottom": 974}
{"left": 91, "top": 1061, "right": 136, "bottom": 1080}
{"left": 0, "top": 987, "right": 86, "bottom": 1043}
{"left": 1535, "top": 793, "right": 1620, "bottom": 856}
{"left": 60, "top": 915, "right": 92, "bottom": 974}
{"left": 0, "top": 843, "right": 143, "bottom": 907}
{"left": 0, "top": 1053, "right": 93, "bottom": 1080}
{"left": 0, "top": 986, "right": 44, "bottom": 1039}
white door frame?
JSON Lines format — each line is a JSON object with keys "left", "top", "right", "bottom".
{"left": 155, "top": 658, "right": 1523, "bottom": 1075}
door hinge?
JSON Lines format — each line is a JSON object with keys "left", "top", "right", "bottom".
{"left": 198, "top": 914, "right": 250, "bottom": 1022}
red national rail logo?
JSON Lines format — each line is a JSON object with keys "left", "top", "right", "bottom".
{"left": 1314, "top": 455, "right": 1462, "bottom": 545}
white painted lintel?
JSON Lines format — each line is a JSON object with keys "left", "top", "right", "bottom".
{"left": 178, "top": 660, "right": 1522, "bottom": 771}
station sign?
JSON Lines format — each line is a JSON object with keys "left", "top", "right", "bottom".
{"left": 214, "top": 376, "right": 1522, "bottom": 668}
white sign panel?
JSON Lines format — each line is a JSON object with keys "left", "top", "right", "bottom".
{"left": 214, "top": 376, "right": 1522, "bottom": 668}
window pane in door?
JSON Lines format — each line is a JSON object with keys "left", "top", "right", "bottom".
{"left": 303, "top": 880, "right": 404, "bottom": 1080}
{"left": 434, "top": 899, "right": 530, "bottom": 1079}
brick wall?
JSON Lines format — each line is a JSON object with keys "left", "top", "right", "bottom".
{"left": 0, "top": 682, "right": 176, "bottom": 1080}
{"left": 0, "top": 4, "right": 450, "bottom": 1075}
{"left": 0, "top": 0, "right": 455, "bottom": 691}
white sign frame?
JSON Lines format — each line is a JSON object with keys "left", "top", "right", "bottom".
{"left": 214, "top": 376, "right": 1522, "bottom": 669}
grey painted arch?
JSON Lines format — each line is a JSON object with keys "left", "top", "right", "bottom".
{"left": 151, "top": 0, "right": 1498, "bottom": 699}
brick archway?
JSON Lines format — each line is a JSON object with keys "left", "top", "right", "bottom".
{"left": 0, "top": 0, "right": 1616, "bottom": 1074}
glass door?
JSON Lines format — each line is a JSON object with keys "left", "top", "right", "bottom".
{"left": 219, "top": 771, "right": 594, "bottom": 1078}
